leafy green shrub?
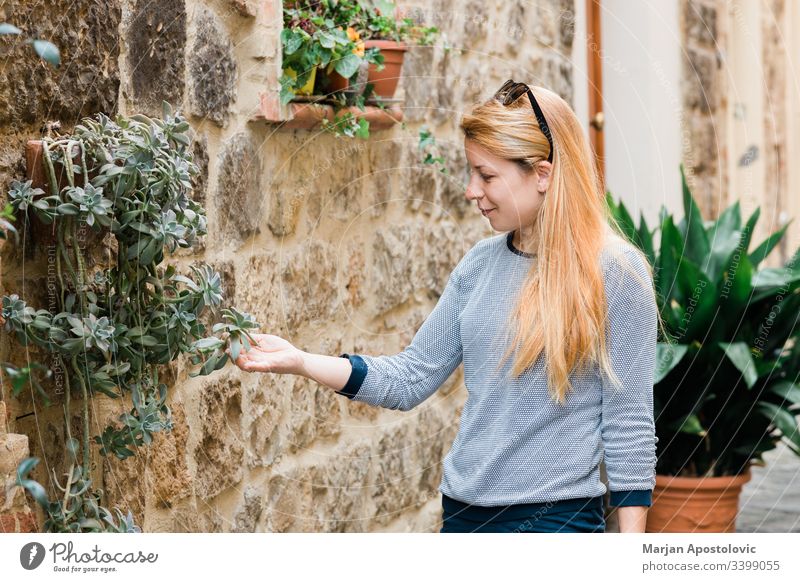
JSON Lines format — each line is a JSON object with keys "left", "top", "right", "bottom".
{"left": 607, "top": 165, "right": 800, "bottom": 478}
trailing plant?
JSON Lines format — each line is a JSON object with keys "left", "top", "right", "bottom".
{"left": 280, "top": 1, "right": 383, "bottom": 105}
{"left": 0, "top": 22, "right": 60, "bottom": 67}
{"left": 280, "top": 1, "right": 438, "bottom": 139}
{"left": 418, "top": 126, "right": 449, "bottom": 174}
{"left": 0, "top": 102, "right": 259, "bottom": 532}
{"left": 358, "top": 0, "right": 439, "bottom": 45}
{"left": 607, "top": 164, "right": 800, "bottom": 478}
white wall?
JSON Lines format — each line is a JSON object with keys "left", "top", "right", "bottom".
{"left": 571, "top": 0, "right": 589, "bottom": 137}
{"left": 600, "top": 0, "right": 683, "bottom": 228}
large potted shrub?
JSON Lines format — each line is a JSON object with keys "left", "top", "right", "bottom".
{"left": 607, "top": 165, "right": 800, "bottom": 533}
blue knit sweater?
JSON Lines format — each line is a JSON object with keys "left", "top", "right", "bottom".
{"left": 336, "top": 231, "right": 659, "bottom": 508}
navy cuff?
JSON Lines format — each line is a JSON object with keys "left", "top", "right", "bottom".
{"left": 336, "top": 353, "right": 367, "bottom": 399}
{"left": 609, "top": 489, "right": 652, "bottom": 507}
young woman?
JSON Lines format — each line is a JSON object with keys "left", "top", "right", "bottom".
{"left": 229, "top": 80, "right": 665, "bottom": 534}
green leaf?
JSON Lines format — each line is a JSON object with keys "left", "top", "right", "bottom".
{"left": 317, "top": 30, "right": 337, "bottom": 49}
{"left": 769, "top": 381, "right": 800, "bottom": 407}
{"left": 334, "top": 52, "right": 361, "bottom": 79}
{"left": 757, "top": 401, "right": 800, "bottom": 450}
{"left": 0, "top": 23, "right": 22, "bottom": 35}
{"left": 749, "top": 218, "right": 792, "bottom": 269}
{"left": 670, "top": 414, "right": 706, "bottom": 437}
{"left": 679, "top": 164, "right": 710, "bottom": 268}
{"left": 31, "top": 39, "right": 60, "bottom": 67}
{"left": 654, "top": 342, "right": 688, "bottom": 384}
{"left": 57, "top": 203, "right": 79, "bottom": 215}
{"left": 720, "top": 341, "right": 759, "bottom": 388}
{"left": 230, "top": 336, "right": 241, "bottom": 362}
{"left": 192, "top": 337, "right": 225, "bottom": 351}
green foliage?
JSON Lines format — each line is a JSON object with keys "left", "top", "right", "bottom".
{"left": 1, "top": 102, "right": 259, "bottom": 531}
{"left": 418, "top": 126, "right": 448, "bottom": 174}
{"left": 279, "top": 1, "right": 438, "bottom": 139}
{"left": 607, "top": 164, "right": 800, "bottom": 478}
{"left": 0, "top": 22, "right": 60, "bottom": 67}
{"left": 15, "top": 454, "right": 140, "bottom": 532}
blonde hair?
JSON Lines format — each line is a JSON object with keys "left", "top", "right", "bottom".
{"left": 459, "top": 84, "right": 668, "bottom": 405}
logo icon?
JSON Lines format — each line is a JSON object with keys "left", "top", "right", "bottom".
{"left": 20, "top": 542, "right": 46, "bottom": 570}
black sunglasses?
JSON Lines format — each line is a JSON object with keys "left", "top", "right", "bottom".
{"left": 495, "top": 79, "right": 554, "bottom": 164}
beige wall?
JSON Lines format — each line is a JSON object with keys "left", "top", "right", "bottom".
{"left": 0, "top": 0, "right": 576, "bottom": 532}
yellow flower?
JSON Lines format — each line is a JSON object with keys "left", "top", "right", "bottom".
{"left": 346, "top": 26, "right": 360, "bottom": 41}
{"left": 353, "top": 40, "right": 365, "bottom": 57}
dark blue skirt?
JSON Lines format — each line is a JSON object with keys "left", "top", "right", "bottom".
{"left": 440, "top": 493, "right": 606, "bottom": 533}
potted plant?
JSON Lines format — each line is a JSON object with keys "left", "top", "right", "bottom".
{"left": 1, "top": 103, "right": 260, "bottom": 532}
{"left": 358, "top": 1, "right": 439, "bottom": 99}
{"left": 280, "top": 1, "right": 386, "bottom": 138}
{"left": 280, "top": 1, "right": 380, "bottom": 101}
{"left": 607, "top": 165, "right": 800, "bottom": 533}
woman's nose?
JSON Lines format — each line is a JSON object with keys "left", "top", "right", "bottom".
{"left": 465, "top": 181, "right": 482, "bottom": 202}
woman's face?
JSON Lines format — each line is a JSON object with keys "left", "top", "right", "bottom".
{"left": 463, "top": 137, "right": 547, "bottom": 231}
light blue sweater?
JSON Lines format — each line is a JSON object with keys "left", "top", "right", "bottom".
{"left": 336, "top": 230, "right": 659, "bottom": 508}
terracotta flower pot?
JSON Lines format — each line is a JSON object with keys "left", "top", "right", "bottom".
{"left": 23, "top": 139, "right": 101, "bottom": 249}
{"left": 645, "top": 468, "right": 752, "bottom": 533}
{"left": 363, "top": 39, "right": 408, "bottom": 98}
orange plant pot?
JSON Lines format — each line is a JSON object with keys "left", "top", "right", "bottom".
{"left": 363, "top": 39, "right": 408, "bottom": 98}
{"left": 317, "top": 65, "right": 350, "bottom": 95}
{"left": 645, "top": 468, "right": 752, "bottom": 533}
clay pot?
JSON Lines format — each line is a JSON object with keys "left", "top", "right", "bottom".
{"left": 284, "top": 64, "right": 318, "bottom": 96}
{"left": 645, "top": 468, "right": 752, "bottom": 533}
{"left": 317, "top": 66, "right": 351, "bottom": 95}
{"left": 23, "top": 140, "right": 99, "bottom": 249}
{"left": 363, "top": 39, "right": 408, "bottom": 98}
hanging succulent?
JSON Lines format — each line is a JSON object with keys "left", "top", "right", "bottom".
{"left": 0, "top": 102, "right": 260, "bottom": 532}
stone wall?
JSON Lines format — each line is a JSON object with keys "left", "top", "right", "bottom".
{"left": 680, "top": 0, "right": 726, "bottom": 219}
{"left": 0, "top": 0, "right": 576, "bottom": 532}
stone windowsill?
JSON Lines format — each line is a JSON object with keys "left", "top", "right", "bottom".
{"left": 252, "top": 93, "right": 404, "bottom": 131}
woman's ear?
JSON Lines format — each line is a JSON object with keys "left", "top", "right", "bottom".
{"left": 536, "top": 161, "right": 552, "bottom": 194}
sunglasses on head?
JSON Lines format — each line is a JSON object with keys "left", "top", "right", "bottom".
{"left": 495, "top": 79, "right": 554, "bottom": 164}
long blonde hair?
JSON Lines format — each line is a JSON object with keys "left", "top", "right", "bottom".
{"left": 460, "top": 84, "right": 667, "bottom": 405}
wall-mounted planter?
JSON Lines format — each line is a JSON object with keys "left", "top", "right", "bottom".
{"left": 363, "top": 40, "right": 407, "bottom": 99}
{"left": 252, "top": 95, "right": 403, "bottom": 131}
{"left": 316, "top": 66, "right": 350, "bottom": 95}
{"left": 284, "top": 64, "right": 318, "bottom": 96}
{"left": 23, "top": 139, "right": 104, "bottom": 247}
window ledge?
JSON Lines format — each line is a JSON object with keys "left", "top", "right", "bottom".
{"left": 252, "top": 92, "right": 404, "bottom": 131}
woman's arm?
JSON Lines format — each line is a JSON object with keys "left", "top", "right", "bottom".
{"left": 297, "top": 351, "right": 355, "bottom": 392}
{"left": 230, "top": 264, "right": 466, "bottom": 411}
{"left": 616, "top": 505, "right": 648, "bottom": 533}
{"left": 225, "top": 334, "right": 354, "bottom": 391}
{"left": 600, "top": 246, "right": 659, "bottom": 513}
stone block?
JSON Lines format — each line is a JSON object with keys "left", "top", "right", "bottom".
{"left": 0, "top": 0, "right": 121, "bottom": 131}
{"left": 127, "top": 0, "right": 186, "bottom": 115}
{"left": 215, "top": 131, "right": 264, "bottom": 243}
{"left": 193, "top": 375, "right": 244, "bottom": 499}
{"left": 189, "top": 8, "right": 238, "bottom": 127}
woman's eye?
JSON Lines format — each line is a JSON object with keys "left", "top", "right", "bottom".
{"left": 481, "top": 174, "right": 493, "bottom": 182}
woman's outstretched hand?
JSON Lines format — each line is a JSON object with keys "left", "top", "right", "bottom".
{"left": 227, "top": 333, "right": 305, "bottom": 375}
